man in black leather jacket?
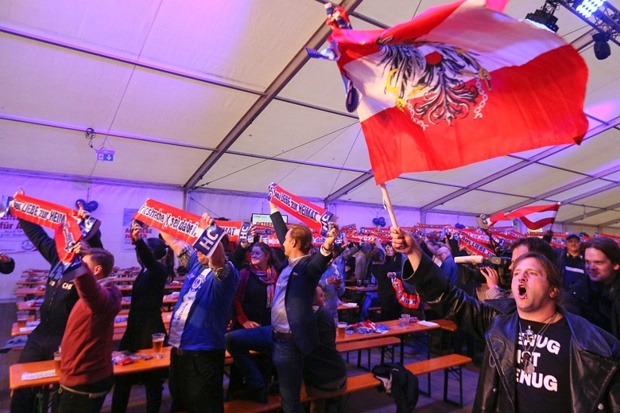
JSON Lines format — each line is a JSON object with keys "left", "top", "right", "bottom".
{"left": 391, "top": 227, "right": 620, "bottom": 412}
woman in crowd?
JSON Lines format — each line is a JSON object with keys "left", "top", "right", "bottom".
{"left": 226, "top": 241, "right": 280, "bottom": 400}
{"left": 111, "top": 222, "right": 174, "bottom": 413}
{"left": 232, "top": 241, "right": 280, "bottom": 329}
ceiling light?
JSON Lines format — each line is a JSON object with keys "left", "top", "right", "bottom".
{"left": 575, "top": 0, "right": 606, "bottom": 19}
{"left": 525, "top": 1, "right": 560, "bottom": 33}
{"left": 593, "top": 32, "right": 611, "bottom": 59}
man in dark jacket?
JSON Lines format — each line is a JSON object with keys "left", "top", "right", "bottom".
{"left": 554, "top": 232, "right": 585, "bottom": 290}
{"left": 391, "top": 226, "right": 620, "bottom": 412}
{"left": 269, "top": 202, "right": 338, "bottom": 413}
{"left": 11, "top": 194, "right": 104, "bottom": 413}
{"left": 564, "top": 236, "right": 620, "bottom": 340}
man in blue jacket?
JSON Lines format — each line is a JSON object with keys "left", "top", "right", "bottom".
{"left": 161, "top": 214, "right": 239, "bottom": 413}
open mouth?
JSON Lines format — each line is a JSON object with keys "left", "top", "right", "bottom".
{"left": 518, "top": 285, "right": 527, "bottom": 298}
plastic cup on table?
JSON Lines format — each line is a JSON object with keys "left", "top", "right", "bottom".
{"left": 16, "top": 311, "right": 29, "bottom": 328}
{"left": 152, "top": 333, "right": 165, "bottom": 358}
{"left": 337, "top": 322, "right": 347, "bottom": 338}
{"left": 53, "top": 351, "right": 61, "bottom": 375}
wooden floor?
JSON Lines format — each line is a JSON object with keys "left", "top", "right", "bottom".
{"left": 0, "top": 302, "right": 480, "bottom": 412}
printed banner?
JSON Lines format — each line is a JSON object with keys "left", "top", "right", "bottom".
{"left": 9, "top": 194, "right": 101, "bottom": 263}
{"left": 458, "top": 231, "right": 495, "bottom": 257}
{"left": 133, "top": 199, "right": 225, "bottom": 257}
{"left": 268, "top": 183, "right": 336, "bottom": 235}
{"left": 122, "top": 208, "right": 156, "bottom": 250}
{"left": 215, "top": 220, "right": 252, "bottom": 244}
{"left": 0, "top": 211, "right": 30, "bottom": 254}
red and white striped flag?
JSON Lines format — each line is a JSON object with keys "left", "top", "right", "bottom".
{"left": 330, "top": 0, "right": 588, "bottom": 184}
{"left": 487, "top": 203, "right": 561, "bottom": 230}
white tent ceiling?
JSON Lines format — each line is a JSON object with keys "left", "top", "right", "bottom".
{"left": 1, "top": 0, "right": 620, "bottom": 229}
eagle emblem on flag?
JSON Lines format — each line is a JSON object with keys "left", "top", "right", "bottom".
{"left": 378, "top": 41, "right": 490, "bottom": 128}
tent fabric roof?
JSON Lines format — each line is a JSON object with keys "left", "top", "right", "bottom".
{"left": 1, "top": 0, "right": 620, "bottom": 229}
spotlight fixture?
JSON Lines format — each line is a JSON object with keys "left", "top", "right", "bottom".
{"left": 592, "top": 32, "right": 611, "bottom": 60}
{"left": 525, "top": 1, "right": 560, "bottom": 33}
{"left": 575, "top": 0, "right": 605, "bottom": 19}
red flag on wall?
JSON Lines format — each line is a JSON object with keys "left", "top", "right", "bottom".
{"left": 329, "top": 0, "right": 588, "bottom": 184}
{"left": 487, "top": 203, "right": 561, "bottom": 230}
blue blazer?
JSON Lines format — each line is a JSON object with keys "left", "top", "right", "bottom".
{"left": 271, "top": 211, "right": 331, "bottom": 355}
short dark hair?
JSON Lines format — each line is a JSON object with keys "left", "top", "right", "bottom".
{"left": 511, "top": 237, "right": 554, "bottom": 263}
{"left": 289, "top": 224, "right": 313, "bottom": 254}
{"left": 85, "top": 248, "right": 115, "bottom": 277}
{"left": 370, "top": 247, "right": 385, "bottom": 262}
{"left": 146, "top": 237, "right": 168, "bottom": 260}
{"left": 581, "top": 237, "right": 620, "bottom": 266}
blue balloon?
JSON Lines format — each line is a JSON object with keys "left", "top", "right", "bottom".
{"left": 372, "top": 217, "right": 380, "bottom": 226}
{"left": 379, "top": 217, "right": 386, "bottom": 227}
{"left": 76, "top": 199, "right": 98, "bottom": 212}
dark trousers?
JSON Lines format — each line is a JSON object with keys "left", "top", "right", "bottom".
{"left": 57, "top": 376, "right": 114, "bottom": 413}
{"left": 169, "top": 347, "right": 225, "bottom": 413}
{"left": 111, "top": 373, "right": 164, "bottom": 413}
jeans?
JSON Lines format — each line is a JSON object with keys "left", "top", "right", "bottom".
{"left": 57, "top": 376, "right": 113, "bottom": 413}
{"left": 168, "top": 347, "right": 225, "bottom": 413}
{"left": 225, "top": 326, "right": 273, "bottom": 389}
{"left": 360, "top": 292, "right": 379, "bottom": 321}
{"left": 273, "top": 337, "right": 305, "bottom": 413}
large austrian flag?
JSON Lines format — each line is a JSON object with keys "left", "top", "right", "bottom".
{"left": 330, "top": 0, "right": 588, "bottom": 184}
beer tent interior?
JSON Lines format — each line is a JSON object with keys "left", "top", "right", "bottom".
{"left": 1, "top": 0, "right": 620, "bottom": 300}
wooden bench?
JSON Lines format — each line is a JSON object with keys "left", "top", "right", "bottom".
{"left": 336, "top": 336, "right": 401, "bottom": 370}
{"left": 224, "top": 353, "right": 472, "bottom": 412}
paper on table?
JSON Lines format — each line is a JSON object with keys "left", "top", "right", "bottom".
{"left": 19, "top": 326, "right": 37, "bottom": 333}
{"left": 418, "top": 320, "right": 439, "bottom": 327}
{"left": 22, "top": 369, "right": 57, "bottom": 380}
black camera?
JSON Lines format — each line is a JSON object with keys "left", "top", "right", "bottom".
{"left": 455, "top": 255, "right": 512, "bottom": 289}
{"left": 481, "top": 256, "right": 512, "bottom": 289}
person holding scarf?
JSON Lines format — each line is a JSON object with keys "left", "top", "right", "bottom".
{"left": 10, "top": 190, "right": 104, "bottom": 413}
{"left": 232, "top": 242, "right": 280, "bottom": 329}
{"left": 226, "top": 242, "right": 280, "bottom": 401}
{"left": 111, "top": 222, "right": 175, "bottom": 413}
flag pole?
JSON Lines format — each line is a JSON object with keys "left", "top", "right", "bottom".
{"left": 380, "top": 184, "right": 399, "bottom": 229}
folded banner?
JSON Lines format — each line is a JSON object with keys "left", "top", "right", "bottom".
{"left": 10, "top": 194, "right": 101, "bottom": 263}
{"left": 327, "top": 0, "right": 587, "bottom": 183}
{"left": 389, "top": 274, "right": 421, "bottom": 309}
{"left": 268, "top": 183, "right": 336, "bottom": 235}
{"left": 133, "top": 199, "right": 225, "bottom": 257}
{"left": 488, "top": 203, "right": 560, "bottom": 230}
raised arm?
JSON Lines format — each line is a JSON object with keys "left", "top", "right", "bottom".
{"left": 159, "top": 230, "right": 187, "bottom": 257}
{"left": 269, "top": 202, "right": 288, "bottom": 245}
{"left": 390, "top": 226, "right": 497, "bottom": 340}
